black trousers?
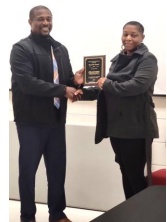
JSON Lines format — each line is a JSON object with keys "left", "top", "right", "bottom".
{"left": 110, "top": 137, "right": 147, "bottom": 199}
{"left": 16, "top": 123, "right": 67, "bottom": 222}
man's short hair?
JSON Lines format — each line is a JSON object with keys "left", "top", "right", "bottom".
{"left": 29, "top": 5, "right": 52, "bottom": 20}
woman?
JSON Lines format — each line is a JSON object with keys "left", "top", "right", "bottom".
{"left": 74, "top": 21, "right": 159, "bottom": 199}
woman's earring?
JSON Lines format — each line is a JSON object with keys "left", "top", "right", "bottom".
{"left": 137, "top": 43, "right": 142, "bottom": 49}
{"left": 120, "top": 44, "right": 125, "bottom": 53}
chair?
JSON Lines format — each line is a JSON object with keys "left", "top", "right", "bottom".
{"left": 152, "top": 169, "right": 166, "bottom": 186}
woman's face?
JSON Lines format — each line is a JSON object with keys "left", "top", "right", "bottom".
{"left": 122, "top": 25, "right": 145, "bottom": 55}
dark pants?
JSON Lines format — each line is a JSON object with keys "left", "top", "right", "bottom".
{"left": 16, "top": 123, "right": 67, "bottom": 222}
{"left": 110, "top": 137, "right": 147, "bottom": 199}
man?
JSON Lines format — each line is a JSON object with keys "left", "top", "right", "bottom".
{"left": 10, "top": 5, "right": 84, "bottom": 222}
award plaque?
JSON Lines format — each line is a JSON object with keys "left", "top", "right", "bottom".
{"left": 83, "top": 55, "right": 106, "bottom": 86}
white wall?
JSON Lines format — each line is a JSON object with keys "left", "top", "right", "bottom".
{"left": 6, "top": 0, "right": 166, "bottom": 94}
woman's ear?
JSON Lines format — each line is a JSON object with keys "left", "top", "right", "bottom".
{"left": 142, "top": 34, "right": 145, "bottom": 42}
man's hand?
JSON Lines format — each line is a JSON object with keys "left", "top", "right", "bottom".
{"left": 64, "top": 87, "right": 77, "bottom": 100}
{"left": 72, "top": 89, "right": 83, "bottom": 102}
{"left": 73, "top": 68, "right": 85, "bottom": 85}
{"left": 97, "top": 77, "right": 107, "bottom": 90}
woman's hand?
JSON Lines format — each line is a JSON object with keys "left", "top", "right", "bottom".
{"left": 97, "top": 77, "right": 107, "bottom": 90}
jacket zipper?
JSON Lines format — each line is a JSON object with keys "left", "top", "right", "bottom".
{"left": 60, "top": 58, "right": 65, "bottom": 80}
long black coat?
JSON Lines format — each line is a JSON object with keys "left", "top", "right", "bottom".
{"left": 82, "top": 44, "right": 159, "bottom": 144}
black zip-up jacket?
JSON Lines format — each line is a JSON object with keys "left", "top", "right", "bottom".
{"left": 10, "top": 32, "right": 76, "bottom": 124}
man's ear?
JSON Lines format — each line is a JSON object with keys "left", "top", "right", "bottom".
{"left": 28, "top": 19, "right": 32, "bottom": 26}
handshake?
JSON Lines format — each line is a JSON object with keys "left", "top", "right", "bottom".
{"left": 63, "top": 67, "right": 84, "bottom": 102}
{"left": 63, "top": 67, "right": 107, "bottom": 102}
{"left": 64, "top": 87, "right": 83, "bottom": 102}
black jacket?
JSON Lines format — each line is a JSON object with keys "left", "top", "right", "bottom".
{"left": 81, "top": 44, "right": 159, "bottom": 143}
{"left": 10, "top": 33, "right": 76, "bottom": 124}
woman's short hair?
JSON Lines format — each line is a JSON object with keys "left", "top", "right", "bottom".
{"left": 123, "top": 21, "right": 144, "bottom": 34}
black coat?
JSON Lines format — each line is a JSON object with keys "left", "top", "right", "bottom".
{"left": 81, "top": 44, "right": 159, "bottom": 144}
{"left": 10, "top": 32, "right": 76, "bottom": 124}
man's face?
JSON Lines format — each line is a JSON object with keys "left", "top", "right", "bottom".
{"left": 29, "top": 9, "right": 52, "bottom": 36}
